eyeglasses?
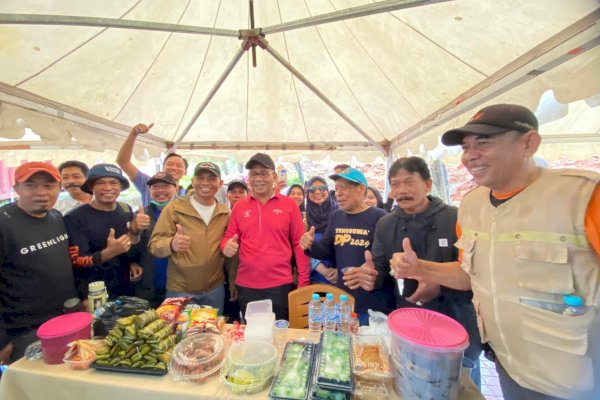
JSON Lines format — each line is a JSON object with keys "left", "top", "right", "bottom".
{"left": 308, "top": 185, "right": 328, "bottom": 193}
{"left": 248, "top": 170, "right": 273, "bottom": 179}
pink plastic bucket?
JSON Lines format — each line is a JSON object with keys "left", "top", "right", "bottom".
{"left": 36, "top": 312, "right": 92, "bottom": 364}
{"left": 387, "top": 308, "right": 469, "bottom": 400}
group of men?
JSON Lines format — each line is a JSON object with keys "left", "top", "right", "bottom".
{"left": 0, "top": 104, "right": 598, "bottom": 400}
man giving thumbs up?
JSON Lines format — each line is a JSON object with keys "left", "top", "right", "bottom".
{"left": 149, "top": 162, "right": 230, "bottom": 312}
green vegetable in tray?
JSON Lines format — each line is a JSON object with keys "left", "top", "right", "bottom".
{"left": 271, "top": 342, "right": 314, "bottom": 399}
{"left": 316, "top": 332, "right": 352, "bottom": 387}
{"left": 311, "top": 386, "right": 347, "bottom": 400}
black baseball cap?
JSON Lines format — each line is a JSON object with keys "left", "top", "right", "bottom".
{"left": 147, "top": 172, "right": 177, "bottom": 186}
{"left": 193, "top": 161, "right": 221, "bottom": 178}
{"left": 245, "top": 152, "right": 275, "bottom": 170}
{"left": 441, "top": 104, "right": 538, "bottom": 146}
{"left": 81, "top": 163, "right": 130, "bottom": 194}
{"left": 227, "top": 180, "right": 248, "bottom": 192}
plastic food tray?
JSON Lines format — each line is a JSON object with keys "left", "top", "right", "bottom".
{"left": 63, "top": 356, "right": 95, "bottom": 370}
{"left": 91, "top": 362, "right": 168, "bottom": 376}
{"left": 269, "top": 341, "right": 316, "bottom": 400}
{"left": 353, "top": 377, "right": 390, "bottom": 400}
{"left": 352, "top": 335, "right": 392, "bottom": 380}
{"left": 315, "top": 331, "right": 354, "bottom": 393}
{"left": 169, "top": 333, "right": 225, "bottom": 383}
{"left": 309, "top": 361, "right": 350, "bottom": 400}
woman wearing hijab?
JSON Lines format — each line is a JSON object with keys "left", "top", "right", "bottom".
{"left": 287, "top": 184, "right": 305, "bottom": 213}
{"left": 366, "top": 187, "right": 386, "bottom": 210}
{"left": 305, "top": 176, "right": 339, "bottom": 284}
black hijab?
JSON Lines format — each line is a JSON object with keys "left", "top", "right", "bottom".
{"left": 306, "top": 176, "right": 338, "bottom": 233}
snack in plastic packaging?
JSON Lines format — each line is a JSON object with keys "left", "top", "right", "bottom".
{"left": 63, "top": 339, "right": 106, "bottom": 370}
{"left": 156, "top": 297, "right": 191, "bottom": 323}
{"left": 222, "top": 321, "right": 245, "bottom": 343}
{"left": 353, "top": 377, "right": 390, "bottom": 400}
{"left": 352, "top": 335, "right": 392, "bottom": 380}
{"left": 176, "top": 304, "right": 219, "bottom": 336}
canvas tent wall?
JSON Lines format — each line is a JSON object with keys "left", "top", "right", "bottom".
{"left": 0, "top": 0, "right": 598, "bottom": 163}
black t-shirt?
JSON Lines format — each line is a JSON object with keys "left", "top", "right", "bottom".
{"left": 64, "top": 203, "right": 136, "bottom": 298}
{"left": 0, "top": 203, "right": 76, "bottom": 348}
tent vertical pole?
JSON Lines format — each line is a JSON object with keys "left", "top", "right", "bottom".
{"left": 383, "top": 152, "right": 394, "bottom": 200}
{"left": 172, "top": 42, "right": 249, "bottom": 150}
{"left": 259, "top": 37, "right": 387, "bottom": 156}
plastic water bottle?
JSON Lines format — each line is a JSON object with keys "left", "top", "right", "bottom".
{"left": 323, "top": 293, "right": 336, "bottom": 331}
{"left": 308, "top": 293, "right": 323, "bottom": 333}
{"left": 563, "top": 295, "right": 588, "bottom": 316}
{"left": 519, "top": 297, "right": 565, "bottom": 314}
{"left": 349, "top": 312, "right": 360, "bottom": 335}
{"left": 338, "top": 295, "right": 352, "bottom": 333}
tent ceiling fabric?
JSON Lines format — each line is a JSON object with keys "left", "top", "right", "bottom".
{"left": 0, "top": 0, "right": 598, "bottom": 160}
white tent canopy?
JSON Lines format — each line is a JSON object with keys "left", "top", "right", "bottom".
{"left": 0, "top": 0, "right": 599, "bottom": 162}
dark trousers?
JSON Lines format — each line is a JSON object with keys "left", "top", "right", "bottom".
{"left": 9, "top": 330, "right": 38, "bottom": 363}
{"left": 237, "top": 283, "right": 295, "bottom": 321}
{"left": 223, "top": 281, "right": 242, "bottom": 322}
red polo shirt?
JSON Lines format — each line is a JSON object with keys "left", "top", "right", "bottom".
{"left": 220, "top": 193, "right": 310, "bottom": 288}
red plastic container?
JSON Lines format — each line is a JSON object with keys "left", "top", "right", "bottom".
{"left": 36, "top": 312, "right": 93, "bottom": 364}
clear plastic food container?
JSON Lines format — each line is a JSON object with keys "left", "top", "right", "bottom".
{"left": 352, "top": 335, "right": 392, "bottom": 380}
{"left": 169, "top": 333, "right": 225, "bottom": 383}
{"left": 309, "top": 364, "right": 350, "bottom": 400}
{"left": 353, "top": 377, "right": 390, "bottom": 400}
{"left": 270, "top": 341, "right": 315, "bottom": 400}
{"left": 220, "top": 340, "right": 278, "bottom": 394}
{"left": 63, "top": 354, "right": 95, "bottom": 370}
{"left": 315, "top": 331, "right": 354, "bottom": 392}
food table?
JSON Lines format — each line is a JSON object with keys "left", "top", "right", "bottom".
{"left": 0, "top": 328, "right": 485, "bottom": 400}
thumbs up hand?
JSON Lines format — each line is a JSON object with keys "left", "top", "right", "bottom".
{"left": 343, "top": 250, "right": 379, "bottom": 291}
{"left": 299, "top": 226, "right": 315, "bottom": 250}
{"left": 223, "top": 234, "right": 239, "bottom": 257}
{"left": 131, "top": 204, "right": 151, "bottom": 233}
{"left": 390, "top": 238, "right": 419, "bottom": 278}
{"left": 170, "top": 224, "right": 191, "bottom": 253}
{"left": 106, "top": 228, "right": 132, "bottom": 256}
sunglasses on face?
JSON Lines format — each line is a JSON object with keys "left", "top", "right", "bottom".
{"left": 308, "top": 185, "right": 328, "bottom": 193}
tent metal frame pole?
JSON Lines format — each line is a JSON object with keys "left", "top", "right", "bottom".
{"left": 0, "top": 13, "right": 239, "bottom": 37}
{"left": 390, "top": 8, "right": 600, "bottom": 146}
{"left": 259, "top": 37, "right": 387, "bottom": 155}
{"left": 172, "top": 42, "right": 248, "bottom": 149}
{"left": 262, "top": 0, "right": 451, "bottom": 35}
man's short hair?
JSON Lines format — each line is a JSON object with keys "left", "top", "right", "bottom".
{"left": 333, "top": 163, "right": 351, "bottom": 172}
{"left": 164, "top": 153, "right": 189, "bottom": 170}
{"left": 57, "top": 160, "right": 89, "bottom": 175}
{"left": 388, "top": 157, "right": 431, "bottom": 183}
